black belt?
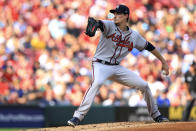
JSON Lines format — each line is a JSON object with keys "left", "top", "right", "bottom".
{"left": 95, "top": 59, "right": 119, "bottom": 65}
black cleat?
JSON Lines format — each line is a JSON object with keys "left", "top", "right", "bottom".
{"left": 67, "top": 117, "right": 80, "bottom": 127}
{"left": 154, "top": 115, "right": 169, "bottom": 122}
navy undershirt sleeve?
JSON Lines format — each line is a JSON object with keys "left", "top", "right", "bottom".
{"left": 145, "top": 41, "right": 155, "bottom": 51}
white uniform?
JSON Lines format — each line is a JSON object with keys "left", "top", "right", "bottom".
{"left": 73, "top": 20, "right": 161, "bottom": 121}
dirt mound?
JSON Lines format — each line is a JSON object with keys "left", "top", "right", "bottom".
{"left": 24, "top": 121, "right": 196, "bottom": 131}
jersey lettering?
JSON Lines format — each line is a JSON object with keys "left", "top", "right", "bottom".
{"left": 94, "top": 20, "right": 147, "bottom": 63}
{"left": 106, "top": 33, "right": 132, "bottom": 51}
{"left": 117, "top": 42, "right": 133, "bottom": 51}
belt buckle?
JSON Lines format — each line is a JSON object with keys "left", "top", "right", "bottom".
{"left": 101, "top": 60, "right": 105, "bottom": 64}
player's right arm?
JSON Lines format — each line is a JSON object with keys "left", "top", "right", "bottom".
{"left": 134, "top": 31, "right": 169, "bottom": 76}
{"left": 150, "top": 49, "right": 169, "bottom": 75}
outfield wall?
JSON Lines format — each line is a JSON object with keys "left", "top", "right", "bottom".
{"left": 0, "top": 105, "right": 195, "bottom": 128}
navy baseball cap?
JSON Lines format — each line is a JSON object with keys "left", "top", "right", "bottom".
{"left": 110, "top": 5, "right": 130, "bottom": 15}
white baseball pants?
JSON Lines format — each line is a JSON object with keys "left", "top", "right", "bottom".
{"left": 73, "top": 62, "right": 161, "bottom": 121}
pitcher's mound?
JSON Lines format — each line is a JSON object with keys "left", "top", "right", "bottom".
{"left": 25, "top": 121, "right": 196, "bottom": 131}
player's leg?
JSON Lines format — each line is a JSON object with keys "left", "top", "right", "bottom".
{"left": 67, "top": 62, "right": 115, "bottom": 126}
{"left": 111, "top": 65, "right": 168, "bottom": 122}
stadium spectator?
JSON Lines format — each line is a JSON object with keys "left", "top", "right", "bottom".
{"left": 156, "top": 89, "right": 170, "bottom": 107}
{"left": 0, "top": 0, "right": 195, "bottom": 107}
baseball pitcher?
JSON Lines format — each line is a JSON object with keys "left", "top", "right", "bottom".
{"left": 67, "top": 5, "right": 169, "bottom": 126}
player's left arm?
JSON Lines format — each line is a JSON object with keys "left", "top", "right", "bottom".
{"left": 145, "top": 41, "right": 169, "bottom": 75}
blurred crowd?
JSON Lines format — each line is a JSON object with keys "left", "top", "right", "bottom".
{"left": 0, "top": 0, "right": 195, "bottom": 107}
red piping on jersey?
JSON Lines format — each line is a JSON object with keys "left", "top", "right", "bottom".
{"left": 81, "top": 87, "right": 90, "bottom": 104}
{"left": 124, "top": 31, "right": 132, "bottom": 51}
{"left": 110, "top": 28, "right": 122, "bottom": 64}
{"left": 125, "top": 31, "right": 132, "bottom": 38}
{"left": 81, "top": 62, "right": 95, "bottom": 104}
{"left": 116, "top": 42, "right": 133, "bottom": 51}
{"left": 115, "top": 46, "right": 123, "bottom": 63}
{"left": 114, "top": 30, "right": 132, "bottom": 63}
{"left": 128, "top": 42, "right": 133, "bottom": 51}
{"left": 117, "top": 28, "right": 122, "bottom": 35}
{"left": 110, "top": 46, "right": 119, "bottom": 63}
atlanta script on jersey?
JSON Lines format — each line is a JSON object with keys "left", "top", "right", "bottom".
{"left": 94, "top": 20, "right": 147, "bottom": 64}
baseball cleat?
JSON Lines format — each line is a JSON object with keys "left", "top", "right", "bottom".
{"left": 154, "top": 115, "right": 169, "bottom": 122}
{"left": 67, "top": 117, "right": 80, "bottom": 127}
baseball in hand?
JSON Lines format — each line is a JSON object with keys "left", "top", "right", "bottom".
{"left": 161, "top": 70, "right": 167, "bottom": 76}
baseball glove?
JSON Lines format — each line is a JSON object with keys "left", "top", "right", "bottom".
{"left": 85, "top": 17, "right": 99, "bottom": 37}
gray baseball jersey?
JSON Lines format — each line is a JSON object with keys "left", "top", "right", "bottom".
{"left": 94, "top": 20, "right": 147, "bottom": 64}
{"left": 73, "top": 20, "right": 161, "bottom": 121}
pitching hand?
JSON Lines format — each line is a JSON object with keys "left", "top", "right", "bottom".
{"left": 161, "top": 62, "right": 169, "bottom": 76}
